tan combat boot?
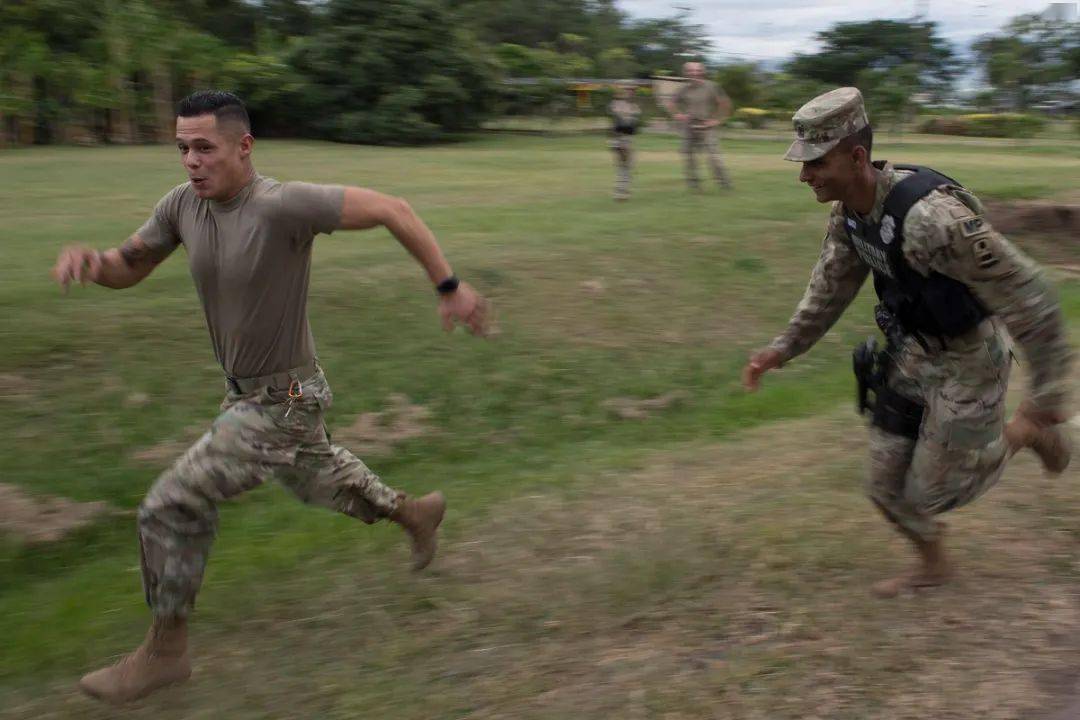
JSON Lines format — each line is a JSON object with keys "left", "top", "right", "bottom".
{"left": 872, "top": 533, "right": 952, "bottom": 599}
{"left": 389, "top": 491, "right": 446, "bottom": 570}
{"left": 78, "top": 615, "right": 191, "bottom": 704}
{"left": 1005, "top": 401, "right": 1072, "bottom": 474}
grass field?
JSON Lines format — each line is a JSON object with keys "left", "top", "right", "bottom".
{"left": 1, "top": 129, "right": 1079, "bottom": 719}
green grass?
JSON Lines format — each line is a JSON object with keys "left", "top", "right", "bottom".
{"left": 1, "top": 131, "right": 1078, "bottom": 717}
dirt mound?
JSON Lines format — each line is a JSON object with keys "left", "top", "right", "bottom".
{"left": 332, "top": 394, "right": 434, "bottom": 455}
{"left": 0, "top": 483, "right": 110, "bottom": 543}
{"left": 602, "top": 391, "right": 689, "bottom": 420}
{"left": 987, "top": 201, "right": 1080, "bottom": 239}
{"left": 986, "top": 201, "right": 1080, "bottom": 268}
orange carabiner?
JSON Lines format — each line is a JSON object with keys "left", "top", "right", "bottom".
{"left": 288, "top": 379, "right": 303, "bottom": 399}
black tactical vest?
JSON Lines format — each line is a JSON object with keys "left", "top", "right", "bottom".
{"left": 843, "top": 162, "right": 988, "bottom": 341}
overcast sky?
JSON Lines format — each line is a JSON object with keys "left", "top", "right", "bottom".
{"left": 617, "top": 1, "right": 1065, "bottom": 63}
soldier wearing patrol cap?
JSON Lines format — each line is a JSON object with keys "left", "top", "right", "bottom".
{"left": 742, "top": 87, "right": 1073, "bottom": 598}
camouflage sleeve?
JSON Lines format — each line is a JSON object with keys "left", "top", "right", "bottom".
{"left": 905, "top": 190, "right": 1073, "bottom": 413}
{"left": 768, "top": 206, "right": 870, "bottom": 363}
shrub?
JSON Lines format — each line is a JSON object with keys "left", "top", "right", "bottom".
{"left": 733, "top": 107, "right": 769, "bottom": 129}
{"left": 917, "top": 113, "right": 1047, "bottom": 138}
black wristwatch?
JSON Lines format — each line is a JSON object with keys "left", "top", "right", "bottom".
{"left": 436, "top": 274, "right": 460, "bottom": 295}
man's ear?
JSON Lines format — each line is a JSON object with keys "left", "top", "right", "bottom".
{"left": 238, "top": 132, "right": 254, "bottom": 158}
{"left": 851, "top": 144, "right": 868, "bottom": 168}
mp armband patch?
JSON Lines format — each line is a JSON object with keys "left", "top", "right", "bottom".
{"left": 958, "top": 215, "right": 989, "bottom": 238}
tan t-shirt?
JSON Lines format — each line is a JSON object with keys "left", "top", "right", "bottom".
{"left": 674, "top": 80, "right": 727, "bottom": 122}
{"left": 137, "top": 174, "right": 345, "bottom": 378}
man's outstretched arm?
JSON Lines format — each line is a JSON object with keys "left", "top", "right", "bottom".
{"left": 743, "top": 214, "right": 869, "bottom": 391}
{"left": 53, "top": 235, "right": 166, "bottom": 291}
{"left": 339, "top": 187, "right": 490, "bottom": 336}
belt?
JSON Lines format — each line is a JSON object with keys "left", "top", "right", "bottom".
{"left": 226, "top": 361, "right": 319, "bottom": 394}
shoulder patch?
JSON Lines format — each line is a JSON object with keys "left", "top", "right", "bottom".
{"left": 958, "top": 216, "right": 989, "bottom": 239}
{"left": 972, "top": 237, "right": 998, "bottom": 270}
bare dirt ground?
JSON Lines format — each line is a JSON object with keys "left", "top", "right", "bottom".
{"left": 332, "top": 394, "right": 435, "bottom": 456}
{"left": 0, "top": 484, "right": 109, "bottom": 543}
{"left": 987, "top": 200, "right": 1080, "bottom": 277}
{"left": 6, "top": 405, "right": 1079, "bottom": 720}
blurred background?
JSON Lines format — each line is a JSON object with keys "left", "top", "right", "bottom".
{"left": 1, "top": 2, "right": 1079, "bottom": 719}
{"left": 1, "top": 0, "right": 1077, "bottom": 144}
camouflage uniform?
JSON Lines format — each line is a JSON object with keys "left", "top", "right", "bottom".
{"left": 772, "top": 88, "right": 1072, "bottom": 542}
{"left": 672, "top": 80, "right": 732, "bottom": 189}
{"left": 609, "top": 97, "right": 640, "bottom": 200}
{"left": 139, "top": 366, "right": 400, "bottom": 617}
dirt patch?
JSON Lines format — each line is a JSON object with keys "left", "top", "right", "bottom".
{"left": 129, "top": 425, "right": 205, "bottom": 466}
{"left": 986, "top": 201, "right": 1080, "bottom": 268}
{"left": 332, "top": 394, "right": 434, "bottom": 455}
{"left": 602, "top": 391, "right": 689, "bottom": 420}
{"left": 0, "top": 373, "right": 37, "bottom": 402}
{"left": 0, "top": 483, "right": 109, "bottom": 543}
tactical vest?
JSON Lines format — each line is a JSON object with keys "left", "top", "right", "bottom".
{"left": 843, "top": 162, "right": 988, "bottom": 342}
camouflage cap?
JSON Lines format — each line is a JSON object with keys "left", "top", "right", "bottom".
{"left": 783, "top": 87, "right": 869, "bottom": 162}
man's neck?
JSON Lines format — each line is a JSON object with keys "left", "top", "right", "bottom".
{"left": 844, "top": 165, "right": 880, "bottom": 216}
{"left": 217, "top": 166, "right": 256, "bottom": 203}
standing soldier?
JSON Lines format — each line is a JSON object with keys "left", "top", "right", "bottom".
{"left": 742, "top": 87, "right": 1072, "bottom": 598}
{"left": 52, "top": 90, "right": 490, "bottom": 703}
{"left": 608, "top": 82, "right": 642, "bottom": 201}
{"left": 666, "top": 61, "right": 733, "bottom": 191}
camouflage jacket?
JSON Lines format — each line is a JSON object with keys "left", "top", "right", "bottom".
{"left": 769, "top": 162, "right": 1072, "bottom": 413}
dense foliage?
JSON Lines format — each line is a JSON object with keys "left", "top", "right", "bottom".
{"left": 0, "top": 1, "right": 1071, "bottom": 145}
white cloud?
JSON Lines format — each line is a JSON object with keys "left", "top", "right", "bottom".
{"left": 617, "top": 0, "right": 1064, "bottom": 62}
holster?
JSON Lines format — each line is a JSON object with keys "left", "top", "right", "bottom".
{"left": 852, "top": 336, "right": 924, "bottom": 440}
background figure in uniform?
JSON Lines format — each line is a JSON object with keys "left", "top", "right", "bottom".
{"left": 666, "top": 61, "right": 733, "bottom": 191}
{"left": 52, "top": 90, "right": 490, "bottom": 704}
{"left": 608, "top": 82, "right": 641, "bottom": 201}
{"left": 742, "top": 87, "right": 1072, "bottom": 599}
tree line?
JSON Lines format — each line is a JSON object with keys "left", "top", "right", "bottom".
{"left": 1, "top": 0, "right": 1075, "bottom": 146}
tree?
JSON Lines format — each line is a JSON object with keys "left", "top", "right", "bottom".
{"left": 973, "top": 13, "right": 1080, "bottom": 109}
{"left": 715, "top": 63, "right": 760, "bottom": 108}
{"left": 0, "top": 27, "right": 49, "bottom": 144}
{"left": 455, "top": 0, "right": 592, "bottom": 48}
{"left": 857, "top": 64, "right": 921, "bottom": 132}
{"left": 624, "top": 8, "right": 712, "bottom": 76}
{"left": 787, "top": 20, "right": 957, "bottom": 95}
{"left": 288, "top": 0, "right": 497, "bottom": 144}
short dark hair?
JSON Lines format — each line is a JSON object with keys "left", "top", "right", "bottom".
{"left": 839, "top": 123, "right": 873, "bottom": 160}
{"left": 176, "top": 90, "right": 250, "bottom": 133}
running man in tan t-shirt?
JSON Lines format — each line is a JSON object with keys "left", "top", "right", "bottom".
{"left": 52, "top": 90, "right": 490, "bottom": 704}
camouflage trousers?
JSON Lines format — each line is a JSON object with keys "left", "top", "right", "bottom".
{"left": 609, "top": 135, "right": 633, "bottom": 198}
{"left": 681, "top": 125, "right": 731, "bottom": 189}
{"left": 866, "top": 322, "right": 1013, "bottom": 542}
{"left": 137, "top": 367, "right": 400, "bottom": 618}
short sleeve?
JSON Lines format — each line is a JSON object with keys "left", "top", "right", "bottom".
{"left": 279, "top": 182, "right": 345, "bottom": 237}
{"left": 136, "top": 187, "right": 183, "bottom": 260}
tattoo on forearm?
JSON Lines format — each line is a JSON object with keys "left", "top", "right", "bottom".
{"left": 119, "top": 237, "right": 158, "bottom": 268}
